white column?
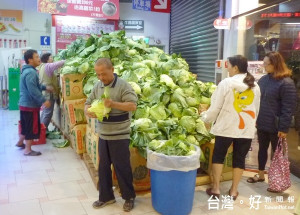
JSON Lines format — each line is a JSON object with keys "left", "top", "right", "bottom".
{"left": 51, "top": 26, "right": 56, "bottom": 54}
{"left": 223, "top": 0, "right": 260, "bottom": 59}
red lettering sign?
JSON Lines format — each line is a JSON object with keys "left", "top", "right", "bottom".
{"left": 213, "top": 18, "right": 230, "bottom": 29}
{"left": 260, "top": 12, "right": 299, "bottom": 18}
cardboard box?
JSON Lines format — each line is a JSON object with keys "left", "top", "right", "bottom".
{"left": 63, "top": 104, "right": 71, "bottom": 135}
{"left": 86, "top": 115, "right": 98, "bottom": 133}
{"left": 86, "top": 115, "right": 92, "bottom": 128}
{"left": 221, "top": 171, "right": 233, "bottom": 181}
{"left": 112, "top": 147, "right": 151, "bottom": 191}
{"left": 82, "top": 153, "right": 99, "bottom": 190}
{"left": 195, "top": 175, "right": 211, "bottom": 186}
{"left": 85, "top": 126, "right": 92, "bottom": 157}
{"left": 70, "top": 124, "right": 87, "bottom": 154}
{"left": 61, "top": 73, "right": 86, "bottom": 101}
{"left": 60, "top": 102, "right": 66, "bottom": 134}
{"left": 200, "top": 141, "right": 233, "bottom": 174}
{"left": 90, "top": 118, "right": 99, "bottom": 135}
{"left": 87, "top": 137, "right": 93, "bottom": 158}
{"left": 65, "top": 98, "right": 87, "bottom": 130}
{"left": 91, "top": 132, "right": 99, "bottom": 170}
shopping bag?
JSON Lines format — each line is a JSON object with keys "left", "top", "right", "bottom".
{"left": 268, "top": 138, "right": 291, "bottom": 192}
{"left": 295, "top": 195, "right": 300, "bottom": 215}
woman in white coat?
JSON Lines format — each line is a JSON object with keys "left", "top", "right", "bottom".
{"left": 201, "top": 55, "right": 261, "bottom": 200}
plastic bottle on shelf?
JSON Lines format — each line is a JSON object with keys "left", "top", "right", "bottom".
{"left": 19, "top": 40, "right": 22, "bottom": 48}
{"left": 23, "top": 40, "right": 27, "bottom": 47}
{"left": 14, "top": 39, "right": 18, "bottom": 48}
{"left": 4, "top": 39, "right": 7, "bottom": 48}
{"left": 0, "top": 39, "right": 2, "bottom": 48}
{"left": 9, "top": 39, "right": 12, "bottom": 48}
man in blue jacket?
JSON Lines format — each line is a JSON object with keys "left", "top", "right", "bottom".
{"left": 17, "top": 49, "right": 51, "bottom": 156}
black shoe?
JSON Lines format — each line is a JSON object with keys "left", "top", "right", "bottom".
{"left": 123, "top": 198, "right": 134, "bottom": 212}
{"left": 92, "top": 199, "right": 116, "bottom": 209}
{"left": 24, "top": 150, "right": 42, "bottom": 156}
{"left": 15, "top": 142, "right": 25, "bottom": 149}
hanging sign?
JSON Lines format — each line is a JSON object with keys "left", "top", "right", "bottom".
{"left": 213, "top": 18, "right": 231, "bottom": 30}
{"left": 151, "top": 0, "right": 171, "bottom": 13}
{"left": 40, "top": 36, "right": 50, "bottom": 46}
{"left": 38, "top": 0, "right": 119, "bottom": 20}
{"left": 119, "top": 20, "right": 144, "bottom": 32}
{"left": 132, "top": 0, "right": 171, "bottom": 13}
{"left": 0, "top": 10, "right": 23, "bottom": 35}
{"left": 132, "top": 0, "right": 151, "bottom": 11}
{"left": 246, "top": 19, "right": 253, "bottom": 30}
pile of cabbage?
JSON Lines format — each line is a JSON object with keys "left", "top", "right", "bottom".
{"left": 56, "top": 30, "right": 216, "bottom": 157}
{"left": 149, "top": 139, "right": 196, "bottom": 156}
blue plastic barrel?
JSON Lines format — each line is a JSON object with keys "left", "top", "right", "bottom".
{"left": 150, "top": 169, "right": 197, "bottom": 215}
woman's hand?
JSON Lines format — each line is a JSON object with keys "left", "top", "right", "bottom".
{"left": 46, "top": 85, "right": 54, "bottom": 92}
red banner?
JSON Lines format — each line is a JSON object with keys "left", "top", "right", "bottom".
{"left": 151, "top": 0, "right": 171, "bottom": 13}
{"left": 38, "top": 0, "right": 119, "bottom": 20}
{"left": 53, "top": 15, "right": 116, "bottom": 53}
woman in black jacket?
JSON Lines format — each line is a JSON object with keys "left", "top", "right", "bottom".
{"left": 247, "top": 51, "right": 297, "bottom": 188}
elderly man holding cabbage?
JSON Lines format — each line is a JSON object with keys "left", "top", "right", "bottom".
{"left": 84, "top": 58, "right": 138, "bottom": 212}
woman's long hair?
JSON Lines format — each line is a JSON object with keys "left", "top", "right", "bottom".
{"left": 265, "top": 51, "right": 292, "bottom": 80}
{"left": 228, "top": 55, "right": 255, "bottom": 88}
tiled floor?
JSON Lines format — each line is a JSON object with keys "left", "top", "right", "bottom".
{"left": 0, "top": 109, "right": 299, "bottom": 215}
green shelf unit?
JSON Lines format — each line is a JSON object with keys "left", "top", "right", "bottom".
{"left": 8, "top": 68, "right": 20, "bottom": 110}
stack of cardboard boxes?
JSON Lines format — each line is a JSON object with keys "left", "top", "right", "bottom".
{"left": 85, "top": 115, "right": 100, "bottom": 170}
{"left": 83, "top": 115, "right": 100, "bottom": 189}
{"left": 197, "top": 103, "right": 233, "bottom": 184}
{"left": 200, "top": 139, "right": 233, "bottom": 183}
{"left": 112, "top": 147, "right": 151, "bottom": 192}
{"left": 60, "top": 73, "right": 87, "bottom": 155}
{"left": 84, "top": 114, "right": 151, "bottom": 192}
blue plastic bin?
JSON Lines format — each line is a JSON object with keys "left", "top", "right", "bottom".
{"left": 150, "top": 169, "right": 197, "bottom": 215}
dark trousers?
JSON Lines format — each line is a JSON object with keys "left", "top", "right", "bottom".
{"left": 98, "top": 138, "right": 136, "bottom": 202}
{"left": 20, "top": 110, "right": 41, "bottom": 140}
{"left": 257, "top": 129, "right": 279, "bottom": 171}
{"left": 212, "top": 136, "right": 252, "bottom": 169}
